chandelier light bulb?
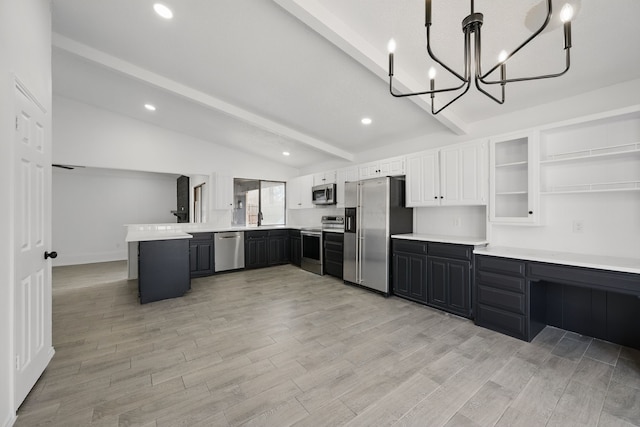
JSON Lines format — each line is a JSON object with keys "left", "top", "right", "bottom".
{"left": 428, "top": 67, "right": 437, "bottom": 80}
{"left": 498, "top": 50, "right": 508, "bottom": 63}
{"left": 387, "top": 39, "right": 397, "bottom": 53}
{"left": 560, "top": 4, "right": 574, "bottom": 23}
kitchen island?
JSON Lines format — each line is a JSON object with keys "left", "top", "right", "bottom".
{"left": 125, "top": 223, "right": 309, "bottom": 304}
{"left": 125, "top": 228, "right": 193, "bottom": 304}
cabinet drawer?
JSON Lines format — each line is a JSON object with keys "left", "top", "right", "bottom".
{"left": 476, "top": 304, "right": 526, "bottom": 340}
{"left": 325, "top": 248, "right": 343, "bottom": 263}
{"left": 268, "top": 230, "right": 289, "bottom": 238}
{"left": 246, "top": 230, "right": 269, "bottom": 239}
{"left": 477, "top": 271, "right": 526, "bottom": 293}
{"left": 324, "top": 240, "right": 343, "bottom": 250}
{"left": 428, "top": 243, "right": 472, "bottom": 260}
{"left": 190, "top": 232, "right": 214, "bottom": 241}
{"left": 323, "top": 232, "right": 344, "bottom": 243}
{"left": 477, "top": 285, "right": 525, "bottom": 315}
{"left": 324, "top": 259, "right": 343, "bottom": 278}
{"left": 476, "top": 255, "right": 525, "bottom": 277}
{"left": 393, "top": 240, "right": 427, "bottom": 254}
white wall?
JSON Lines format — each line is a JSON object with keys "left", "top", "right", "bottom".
{"left": 489, "top": 192, "right": 640, "bottom": 259}
{"left": 287, "top": 206, "right": 344, "bottom": 227}
{"left": 53, "top": 95, "right": 299, "bottom": 180}
{"left": 414, "top": 206, "right": 487, "bottom": 239}
{"left": 0, "top": 0, "right": 51, "bottom": 425}
{"left": 52, "top": 167, "right": 178, "bottom": 266}
{"left": 52, "top": 96, "right": 301, "bottom": 265}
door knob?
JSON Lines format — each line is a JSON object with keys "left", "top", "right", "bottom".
{"left": 44, "top": 251, "right": 57, "bottom": 260}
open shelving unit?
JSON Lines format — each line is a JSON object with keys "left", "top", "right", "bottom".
{"left": 539, "top": 110, "right": 640, "bottom": 195}
{"left": 489, "top": 132, "right": 539, "bottom": 224}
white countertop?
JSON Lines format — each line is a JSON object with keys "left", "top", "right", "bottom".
{"left": 391, "top": 233, "right": 489, "bottom": 247}
{"left": 125, "top": 230, "right": 194, "bottom": 242}
{"left": 125, "top": 223, "right": 312, "bottom": 243}
{"left": 474, "top": 246, "right": 640, "bottom": 275}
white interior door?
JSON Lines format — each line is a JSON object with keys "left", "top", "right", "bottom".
{"left": 13, "top": 81, "right": 54, "bottom": 409}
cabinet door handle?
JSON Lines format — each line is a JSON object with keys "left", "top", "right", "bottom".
{"left": 528, "top": 211, "right": 533, "bottom": 215}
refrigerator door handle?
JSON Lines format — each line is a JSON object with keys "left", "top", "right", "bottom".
{"left": 356, "top": 183, "right": 364, "bottom": 284}
{"left": 358, "top": 234, "right": 363, "bottom": 284}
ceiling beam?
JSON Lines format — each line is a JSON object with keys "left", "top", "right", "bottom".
{"left": 273, "top": 0, "right": 468, "bottom": 136}
{"left": 52, "top": 33, "right": 355, "bottom": 162}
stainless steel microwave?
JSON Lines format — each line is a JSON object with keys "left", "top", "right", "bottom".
{"left": 311, "top": 183, "right": 336, "bottom": 205}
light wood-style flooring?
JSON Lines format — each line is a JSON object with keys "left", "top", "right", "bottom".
{"left": 16, "top": 263, "right": 640, "bottom": 426}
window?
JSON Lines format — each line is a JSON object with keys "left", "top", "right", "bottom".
{"left": 232, "top": 179, "right": 285, "bottom": 227}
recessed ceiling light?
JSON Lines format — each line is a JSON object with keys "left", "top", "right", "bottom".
{"left": 144, "top": 104, "right": 156, "bottom": 111}
{"left": 153, "top": 3, "right": 173, "bottom": 19}
{"left": 282, "top": 151, "right": 290, "bottom": 156}
{"left": 361, "top": 117, "right": 372, "bottom": 125}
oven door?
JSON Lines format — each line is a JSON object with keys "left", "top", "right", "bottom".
{"left": 301, "top": 231, "right": 323, "bottom": 275}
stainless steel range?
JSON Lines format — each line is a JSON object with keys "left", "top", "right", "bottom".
{"left": 300, "top": 216, "right": 344, "bottom": 275}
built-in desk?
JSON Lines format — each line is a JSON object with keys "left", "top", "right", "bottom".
{"left": 474, "top": 247, "right": 640, "bottom": 349}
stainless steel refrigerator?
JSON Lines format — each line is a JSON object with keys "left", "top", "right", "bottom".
{"left": 343, "top": 176, "right": 413, "bottom": 295}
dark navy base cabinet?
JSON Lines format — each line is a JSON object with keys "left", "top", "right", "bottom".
{"left": 138, "top": 239, "right": 190, "bottom": 304}
{"left": 392, "top": 240, "right": 472, "bottom": 317}
{"left": 189, "top": 233, "right": 214, "bottom": 277}
{"left": 323, "top": 232, "right": 344, "bottom": 279}
{"left": 475, "top": 254, "right": 640, "bottom": 349}
{"left": 392, "top": 240, "right": 428, "bottom": 304}
{"left": 290, "top": 230, "right": 302, "bottom": 267}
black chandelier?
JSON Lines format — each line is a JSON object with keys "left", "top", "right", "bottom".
{"left": 388, "top": 0, "right": 574, "bottom": 114}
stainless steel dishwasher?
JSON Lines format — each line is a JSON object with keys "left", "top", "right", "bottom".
{"left": 214, "top": 231, "right": 245, "bottom": 272}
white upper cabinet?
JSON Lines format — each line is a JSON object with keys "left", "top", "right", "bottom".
{"left": 489, "top": 132, "right": 539, "bottom": 224}
{"left": 407, "top": 149, "right": 439, "bottom": 206}
{"left": 406, "top": 140, "right": 487, "bottom": 207}
{"left": 441, "top": 142, "right": 487, "bottom": 205}
{"left": 213, "top": 172, "right": 234, "bottom": 210}
{"left": 313, "top": 170, "right": 336, "bottom": 186}
{"left": 359, "top": 156, "right": 405, "bottom": 179}
{"left": 287, "top": 174, "right": 314, "bottom": 210}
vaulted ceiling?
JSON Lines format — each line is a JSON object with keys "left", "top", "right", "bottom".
{"left": 52, "top": 0, "right": 640, "bottom": 169}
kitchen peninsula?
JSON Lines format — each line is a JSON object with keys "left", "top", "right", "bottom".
{"left": 125, "top": 223, "right": 303, "bottom": 303}
{"left": 125, "top": 227, "right": 192, "bottom": 304}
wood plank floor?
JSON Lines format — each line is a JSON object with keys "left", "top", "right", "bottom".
{"left": 16, "top": 263, "right": 640, "bottom": 426}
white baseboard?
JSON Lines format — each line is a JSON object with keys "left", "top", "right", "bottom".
{"left": 52, "top": 250, "right": 127, "bottom": 267}
{"left": 2, "top": 412, "right": 16, "bottom": 427}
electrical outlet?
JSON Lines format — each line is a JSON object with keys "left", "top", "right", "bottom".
{"left": 453, "top": 217, "right": 461, "bottom": 228}
{"left": 572, "top": 220, "right": 584, "bottom": 233}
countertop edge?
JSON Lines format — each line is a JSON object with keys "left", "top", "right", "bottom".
{"left": 391, "top": 233, "right": 489, "bottom": 247}
{"left": 125, "top": 232, "right": 194, "bottom": 243}
{"left": 474, "top": 246, "right": 640, "bottom": 275}
{"left": 125, "top": 225, "right": 316, "bottom": 243}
